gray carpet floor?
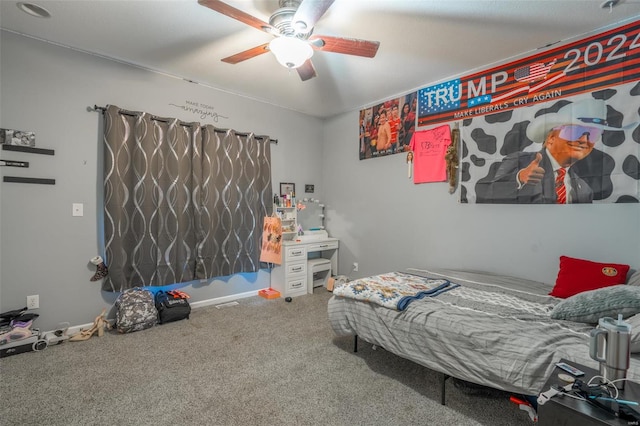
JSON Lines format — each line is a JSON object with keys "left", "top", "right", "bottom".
{"left": 0, "top": 288, "right": 532, "bottom": 425}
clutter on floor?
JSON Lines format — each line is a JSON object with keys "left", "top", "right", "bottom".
{"left": 258, "top": 288, "right": 281, "bottom": 299}
{"left": 115, "top": 288, "right": 158, "bottom": 333}
{"left": 69, "top": 308, "right": 110, "bottom": 341}
{"left": 0, "top": 307, "right": 70, "bottom": 357}
{"left": 154, "top": 290, "right": 191, "bottom": 324}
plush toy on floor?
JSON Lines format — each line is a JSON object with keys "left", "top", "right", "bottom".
{"left": 90, "top": 256, "right": 108, "bottom": 281}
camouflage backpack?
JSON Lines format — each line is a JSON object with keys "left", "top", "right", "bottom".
{"left": 115, "top": 288, "right": 157, "bottom": 333}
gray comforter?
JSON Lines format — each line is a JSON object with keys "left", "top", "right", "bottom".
{"left": 328, "top": 268, "right": 640, "bottom": 395}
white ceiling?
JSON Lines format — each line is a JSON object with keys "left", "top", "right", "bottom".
{"left": 1, "top": 0, "right": 639, "bottom": 118}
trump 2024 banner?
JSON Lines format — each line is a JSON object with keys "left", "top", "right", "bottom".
{"left": 417, "top": 20, "right": 640, "bottom": 128}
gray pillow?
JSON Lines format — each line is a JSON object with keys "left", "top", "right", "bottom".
{"left": 626, "top": 313, "right": 640, "bottom": 353}
{"left": 550, "top": 285, "right": 640, "bottom": 324}
{"left": 627, "top": 270, "right": 640, "bottom": 286}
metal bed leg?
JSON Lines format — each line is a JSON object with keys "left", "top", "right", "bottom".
{"left": 353, "top": 334, "right": 358, "bottom": 352}
{"left": 441, "top": 373, "right": 450, "bottom": 405}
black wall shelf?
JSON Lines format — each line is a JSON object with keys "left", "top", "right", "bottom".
{"left": 1, "top": 144, "right": 55, "bottom": 185}
{"left": 2, "top": 144, "right": 55, "bottom": 156}
{"left": 0, "top": 160, "right": 29, "bottom": 168}
{"left": 3, "top": 176, "right": 56, "bottom": 185}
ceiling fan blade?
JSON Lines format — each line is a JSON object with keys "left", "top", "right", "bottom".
{"left": 198, "top": 0, "right": 275, "bottom": 34}
{"left": 292, "top": 0, "right": 335, "bottom": 33}
{"left": 310, "top": 35, "right": 380, "bottom": 58}
{"left": 221, "top": 43, "right": 270, "bottom": 64}
{"left": 297, "top": 59, "right": 317, "bottom": 81}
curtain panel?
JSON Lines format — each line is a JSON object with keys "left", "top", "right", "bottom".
{"left": 102, "top": 105, "right": 272, "bottom": 292}
{"left": 195, "top": 126, "right": 272, "bottom": 278}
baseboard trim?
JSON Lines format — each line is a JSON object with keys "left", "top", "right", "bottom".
{"left": 59, "top": 290, "right": 261, "bottom": 337}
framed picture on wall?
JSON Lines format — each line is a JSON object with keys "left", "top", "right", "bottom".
{"left": 280, "top": 182, "right": 295, "bottom": 196}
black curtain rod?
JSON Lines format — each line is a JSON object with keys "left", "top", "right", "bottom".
{"left": 92, "top": 105, "right": 277, "bottom": 144}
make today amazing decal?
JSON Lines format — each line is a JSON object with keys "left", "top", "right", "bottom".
{"left": 169, "top": 100, "right": 229, "bottom": 123}
{"left": 417, "top": 20, "right": 640, "bottom": 127}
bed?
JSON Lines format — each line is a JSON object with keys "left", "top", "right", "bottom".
{"left": 328, "top": 266, "right": 640, "bottom": 400}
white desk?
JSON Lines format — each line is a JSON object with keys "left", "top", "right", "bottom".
{"left": 270, "top": 237, "right": 339, "bottom": 298}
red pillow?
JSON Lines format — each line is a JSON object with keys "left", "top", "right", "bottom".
{"left": 549, "top": 256, "right": 630, "bottom": 298}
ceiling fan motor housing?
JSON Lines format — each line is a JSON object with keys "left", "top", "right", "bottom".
{"left": 270, "top": 0, "right": 311, "bottom": 37}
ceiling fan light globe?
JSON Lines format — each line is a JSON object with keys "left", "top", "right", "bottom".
{"left": 269, "top": 37, "right": 313, "bottom": 69}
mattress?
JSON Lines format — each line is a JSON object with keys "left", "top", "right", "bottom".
{"left": 327, "top": 268, "right": 640, "bottom": 395}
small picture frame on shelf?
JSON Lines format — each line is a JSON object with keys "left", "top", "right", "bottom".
{"left": 280, "top": 182, "right": 295, "bottom": 197}
{"left": 0, "top": 128, "right": 36, "bottom": 147}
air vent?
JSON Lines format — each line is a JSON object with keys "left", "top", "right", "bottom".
{"left": 214, "top": 301, "right": 239, "bottom": 309}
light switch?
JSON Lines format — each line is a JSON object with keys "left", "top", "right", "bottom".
{"left": 72, "top": 203, "right": 84, "bottom": 217}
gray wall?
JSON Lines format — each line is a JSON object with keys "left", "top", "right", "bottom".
{"left": 322, "top": 111, "right": 640, "bottom": 284}
{"left": 0, "top": 31, "right": 324, "bottom": 330}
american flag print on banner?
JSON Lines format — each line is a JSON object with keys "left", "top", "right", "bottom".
{"left": 514, "top": 59, "right": 557, "bottom": 83}
{"left": 419, "top": 79, "right": 461, "bottom": 115}
{"left": 468, "top": 95, "right": 492, "bottom": 107}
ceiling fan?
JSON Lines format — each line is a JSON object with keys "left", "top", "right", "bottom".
{"left": 198, "top": 0, "right": 380, "bottom": 81}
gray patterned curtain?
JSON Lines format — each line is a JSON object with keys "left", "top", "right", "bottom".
{"left": 195, "top": 126, "right": 272, "bottom": 278}
{"left": 102, "top": 105, "right": 272, "bottom": 292}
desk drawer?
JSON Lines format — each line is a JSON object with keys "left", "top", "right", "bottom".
{"left": 286, "top": 276, "right": 307, "bottom": 293}
{"left": 285, "top": 246, "right": 307, "bottom": 261}
{"left": 307, "top": 241, "right": 338, "bottom": 252}
{"left": 287, "top": 262, "right": 307, "bottom": 276}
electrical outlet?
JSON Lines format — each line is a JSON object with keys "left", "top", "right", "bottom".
{"left": 353, "top": 262, "right": 359, "bottom": 272}
{"left": 27, "top": 295, "right": 39, "bottom": 309}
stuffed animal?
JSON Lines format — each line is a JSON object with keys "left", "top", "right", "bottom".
{"left": 445, "top": 128, "right": 460, "bottom": 194}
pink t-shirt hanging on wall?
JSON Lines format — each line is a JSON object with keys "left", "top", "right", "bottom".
{"left": 409, "top": 124, "right": 451, "bottom": 184}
